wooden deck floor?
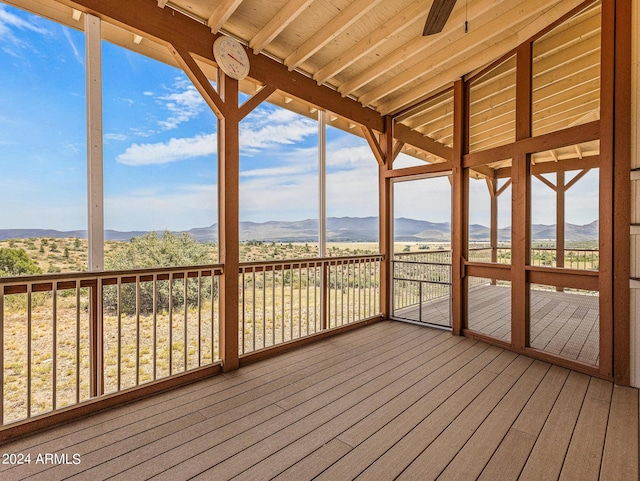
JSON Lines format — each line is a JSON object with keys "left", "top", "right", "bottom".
{"left": 395, "top": 284, "right": 600, "bottom": 365}
{"left": 0, "top": 321, "right": 637, "bottom": 481}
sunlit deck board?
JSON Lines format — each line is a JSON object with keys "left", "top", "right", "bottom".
{"left": 0, "top": 321, "right": 636, "bottom": 481}
{"left": 395, "top": 284, "right": 600, "bottom": 365}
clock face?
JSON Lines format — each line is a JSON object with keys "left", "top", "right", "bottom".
{"left": 213, "top": 36, "right": 250, "bottom": 80}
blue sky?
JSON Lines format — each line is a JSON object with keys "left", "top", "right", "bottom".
{"left": 0, "top": 2, "right": 598, "bottom": 234}
{"left": 0, "top": 3, "right": 380, "bottom": 233}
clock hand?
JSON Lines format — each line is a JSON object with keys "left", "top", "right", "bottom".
{"left": 227, "top": 53, "right": 244, "bottom": 66}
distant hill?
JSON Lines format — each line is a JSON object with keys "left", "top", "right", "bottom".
{"left": 0, "top": 218, "right": 599, "bottom": 243}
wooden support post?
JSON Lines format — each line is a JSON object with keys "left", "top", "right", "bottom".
{"left": 173, "top": 46, "right": 280, "bottom": 372}
{"left": 85, "top": 13, "right": 104, "bottom": 398}
{"left": 318, "top": 110, "right": 328, "bottom": 328}
{"left": 601, "top": 0, "right": 631, "bottom": 384}
{"left": 611, "top": 0, "right": 631, "bottom": 385}
{"left": 556, "top": 171, "right": 566, "bottom": 275}
{"left": 86, "top": 13, "right": 104, "bottom": 273}
{"left": 451, "top": 79, "right": 467, "bottom": 335}
{"left": 488, "top": 178, "right": 498, "bottom": 285}
{"left": 490, "top": 180, "right": 498, "bottom": 266}
{"left": 378, "top": 116, "right": 394, "bottom": 319}
{"left": 512, "top": 41, "right": 533, "bottom": 350}
{"left": 89, "top": 281, "right": 100, "bottom": 397}
{"left": 217, "top": 72, "right": 240, "bottom": 372}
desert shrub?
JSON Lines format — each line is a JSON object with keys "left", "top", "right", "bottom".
{"left": 0, "top": 247, "right": 42, "bottom": 277}
{"left": 104, "top": 231, "right": 214, "bottom": 314}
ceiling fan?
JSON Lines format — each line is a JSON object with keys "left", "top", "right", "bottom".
{"left": 423, "top": 0, "right": 458, "bottom": 36}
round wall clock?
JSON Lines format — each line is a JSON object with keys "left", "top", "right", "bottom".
{"left": 213, "top": 36, "right": 250, "bottom": 81}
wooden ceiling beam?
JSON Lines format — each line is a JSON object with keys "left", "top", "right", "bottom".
{"left": 384, "top": 161, "right": 453, "bottom": 178}
{"left": 394, "top": 89, "right": 453, "bottom": 123}
{"left": 249, "top": 0, "right": 313, "bottom": 54}
{"left": 377, "top": 0, "right": 588, "bottom": 115}
{"left": 312, "top": 0, "right": 429, "bottom": 84}
{"left": 207, "top": 0, "right": 244, "bottom": 33}
{"left": 170, "top": 46, "right": 227, "bottom": 119}
{"left": 362, "top": 126, "right": 385, "bottom": 166}
{"left": 284, "top": 0, "right": 383, "bottom": 71}
{"left": 394, "top": 123, "right": 453, "bottom": 161}
{"left": 530, "top": 155, "right": 599, "bottom": 174}
{"left": 238, "top": 85, "right": 277, "bottom": 120}
{"left": 408, "top": 112, "right": 454, "bottom": 138}
{"left": 464, "top": 120, "right": 600, "bottom": 168}
{"left": 472, "top": 161, "right": 595, "bottom": 181}
{"left": 470, "top": 165, "right": 497, "bottom": 180}
{"left": 59, "top": 0, "right": 384, "bottom": 132}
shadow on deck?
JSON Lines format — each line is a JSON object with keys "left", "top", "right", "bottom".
{"left": 0, "top": 321, "right": 636, "bottom": 480}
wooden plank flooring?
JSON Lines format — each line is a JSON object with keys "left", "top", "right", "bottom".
{"left": 396, "top": 285, "right": 600, "bottom": 365}
{"left": 0, "top": 321, "right": 637, "bottom": 481}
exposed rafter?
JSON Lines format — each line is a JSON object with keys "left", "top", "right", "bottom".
{"left": 337, "top": 0, "right": 520, "bottom": 98}
{"left": 378, "top": 0, "right": 589, "bottom": 115}
{"left": 284, "top": 0, "right": 383, "bottom": 71}
{"left": 312, "top": 0, "right": 429, "bottom": 85}
{"left": 207, "top": 0, "right": 244, "bottom": 33}
{"left": 250, "top": 0, "right": 314, "bottom": 54}
{"left": 48, "top": 0, "right": 603, "bottom": 166}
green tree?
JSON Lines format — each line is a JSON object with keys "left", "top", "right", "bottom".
{"left": 104, "top": 231, "right": 213, "bottom": 314}
{"left": 0, "top": 248, "right": 42, "bottom": 277}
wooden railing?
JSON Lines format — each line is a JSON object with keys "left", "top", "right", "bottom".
{"left": 0, "top": 254, "right": 383, "bottom": 429}
{"left": 467, "top": 246, "right": 599, "bottom": 270}
{"left": 392, "top": 251, "right": 452, "bottom": 315}
{"left": 239, "top": 255, "right": 382, "bottom": 354}
{"left": 0, "top": 265, "right": 222, "bottom": 427}
{"left": 392, "top": 246, "right": 599, "bottom": 315}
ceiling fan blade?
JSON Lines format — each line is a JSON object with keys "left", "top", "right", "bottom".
{"left": 423, "top": 0, "right": 457, "bottom": 36}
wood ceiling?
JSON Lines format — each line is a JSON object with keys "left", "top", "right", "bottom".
{"left": 7, "top": 0, "right": 601, "bottom": 164}
{"left": 159, "top": 0, "right": 602, "bottom": 163}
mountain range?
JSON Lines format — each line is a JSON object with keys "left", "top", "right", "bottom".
{"left": 0, "top": 217, "right": 599, "bottom": 243}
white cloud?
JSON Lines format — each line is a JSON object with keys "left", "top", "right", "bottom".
{"left": 240, "top": 107, "right": 317, "bottom": 153}
{"left": 62, "top": 28, "right": 82, "bottom": 65}
{"left": 327, "top": 144, "right": 375, "bottom": 169}
{"left": 104, "top": 133, "right": 128, "bottom": 142}
{"left": 115, "top": 104, "right": 320, "bottom": 167}
{"left": 157, "top": 78, "right": 205, "bottom": 130}
{"left": 0, "top": 6, "right": 49, "bottom": 41}
{"left": 116, "top": 133, "right": 217, "bottom": 166}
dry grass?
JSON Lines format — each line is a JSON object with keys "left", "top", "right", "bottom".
{"left": 2, "top": 288, "right": 219, "bottom": 424}
{"left": 1, "top": 239, "right": 383, "bottom": 425}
